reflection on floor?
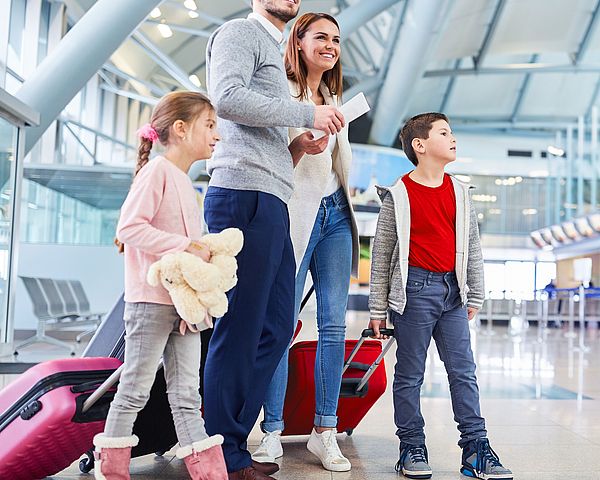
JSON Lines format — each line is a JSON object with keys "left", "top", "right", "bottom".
{"left": 1, "top": 311, "right": 599, "bottom": 479}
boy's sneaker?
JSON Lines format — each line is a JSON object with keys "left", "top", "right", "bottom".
{"left": 395, "top": 443, "right": 432, "bottom": 479}
{"left": 460, "top": 438, "right": 513, "bottom": 479}
{"left": 252, "top": 430, "right": 283, "bottom": 463}
{"left": 307, "top": 428, "right": 351, "bottom": 472}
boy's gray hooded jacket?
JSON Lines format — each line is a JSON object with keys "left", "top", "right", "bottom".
{"left": 369, "top": 174, "right": 485, "bottom": 320}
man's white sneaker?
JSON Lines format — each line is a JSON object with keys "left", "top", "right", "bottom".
{"left": 306, "top": 428, "right": 351, "bottom": 472}
{"left": 251, "top": 430, "right": 283, "bottom": 463}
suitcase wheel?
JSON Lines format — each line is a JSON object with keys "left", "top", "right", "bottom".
{"left": 79, "top": 452, "right": 94, "bottom": 473}
{"left": 345, "top": 428, "right": 354, "bottom": 436}
{"left": 155, "top": 450, "right": 166, "bottom": 457}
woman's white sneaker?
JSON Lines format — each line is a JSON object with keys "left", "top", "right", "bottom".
{"left": 251, "top": 430, "right": 283, "bottom": 463}
{"left": 307, "top": 428, "right": 351, "bottom": 472}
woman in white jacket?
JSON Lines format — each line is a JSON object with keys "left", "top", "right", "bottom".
{"left": 252, "top": 12, "right": 359, "bottom": 472}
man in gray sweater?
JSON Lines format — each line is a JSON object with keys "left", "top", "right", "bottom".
{"left": 202, "top": 1, "right": 345, "bottom": 479}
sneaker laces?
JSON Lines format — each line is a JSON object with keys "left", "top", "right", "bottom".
{"left": 319, "top": 430, "right": 346, "bottom": 462}
{"left": 475, "top": 439, "right": 502, "bottom": 472}
{"left": 255, "top": 431, "right": 280, "bottom": 456}
{"left": 396, "top": 445, "right": 428, "bottom": 472}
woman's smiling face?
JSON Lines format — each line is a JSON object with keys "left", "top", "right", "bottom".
{"left": 298, "top": 18, "right": 341, "bottom": 75}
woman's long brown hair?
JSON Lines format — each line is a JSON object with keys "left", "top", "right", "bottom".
{"left": 284, "top": 13, "right": 343, "bottom": 102}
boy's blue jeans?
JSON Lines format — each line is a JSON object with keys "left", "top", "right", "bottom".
{"left": 391, "top": 266, "right": 487, "bottom": 449}
{"left": 261, "top": 188, "right": 352, "bottom": 431}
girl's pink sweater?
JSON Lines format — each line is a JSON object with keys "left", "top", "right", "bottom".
{"left": 117, "top": 156, "right": 203, "bottom": 304}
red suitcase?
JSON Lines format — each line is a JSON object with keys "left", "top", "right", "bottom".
{"left": 282, "top": 327, "right": 394, "bottom": 436}
{"left": 0, "top": 357, "right": 122, "bottom": 480}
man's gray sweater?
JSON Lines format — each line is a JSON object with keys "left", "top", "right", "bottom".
{"left": 206, "top": 18, "right": 315, "bottom": 203}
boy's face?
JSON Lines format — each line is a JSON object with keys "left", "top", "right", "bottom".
{"left": 417, "top": 119, "right": 456, "bottom": 165}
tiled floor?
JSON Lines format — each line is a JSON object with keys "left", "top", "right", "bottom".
{"left": 2, "top": 311, "right": 600, "bottom": 479}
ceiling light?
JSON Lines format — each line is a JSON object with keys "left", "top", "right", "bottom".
{"left": 184, "top": 0, "right": 198, "bottom": 10}
{"left": 189, "top": 74, "right": 201, "bottom": 87}
{"left": 188, "top": 10, "right": 199, "bottom": 18}
{"left": 522, "top": 208, "right": 538, "bottom": 216}
{"left": 494, "top": 179, "right": 502, "bottom": 185}
{"left": 489, "top": 209, "right": 502, "bottom": 214}
{"left": 547, "top": 145, "right": 565, "bottom": 156}
{"left": 157, "top": 23, "right": 173, "bottom": 38}
{"left": 472, "top": 194, "right": 497, "bottom": 203}
{"left": 150, "top": 7, "right": 162, "bottom": 18}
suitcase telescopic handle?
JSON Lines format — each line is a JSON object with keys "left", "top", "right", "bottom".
{"left": 361, "top": 328, "right": 394, "bottom": 338}
{"left": 342, "top": 328, "right": 395, "bottom": 393}
{"left": 82, "top": 364, "right": 124, "bottom": 413}
{"left": 81, "top": 361, "right": 163, "bottom": 413}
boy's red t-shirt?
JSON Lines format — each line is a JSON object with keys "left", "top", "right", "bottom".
{"left": 402, "top": 173, "right": 456, "bottom": 273}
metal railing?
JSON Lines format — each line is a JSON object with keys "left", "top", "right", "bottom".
{"left": 57, "top": 118, "right": 137, "bottom": 166}
{"left": 477, "top": 287, "right": 597, "bottom": 352}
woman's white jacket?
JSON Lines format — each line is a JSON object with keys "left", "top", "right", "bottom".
{"left": 287, "top": 80, "right": 360, "bottom": 277}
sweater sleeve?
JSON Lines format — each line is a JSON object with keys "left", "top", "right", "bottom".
{"left": 208, "top": 22, "right": 314, "bottom": 129}
{"left": 466, "top": 195, "right": 485, "bottom": 309}
{"left": 369, "top": 194, "right": 397, "bottom": 320}
{"left": 116, "top": 163, "right": 191, "bottom": 256}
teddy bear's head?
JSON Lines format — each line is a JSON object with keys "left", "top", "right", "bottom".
{"left": 147, "top": 253, "right": 185, "bottom": 290}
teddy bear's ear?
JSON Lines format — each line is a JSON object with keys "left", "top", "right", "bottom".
{"left": 147, "top": 262, "right": 161, "bottom": 286}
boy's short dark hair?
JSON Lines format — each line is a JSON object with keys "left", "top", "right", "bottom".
{"left": 400, "top": 112, "right": 449, "bottom": 166}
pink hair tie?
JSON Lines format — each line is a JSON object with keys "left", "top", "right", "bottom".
{"left": 137, "top": 124, "right": 159, "bottom": 142}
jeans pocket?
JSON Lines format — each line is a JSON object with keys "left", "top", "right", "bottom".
{"left": 405, "top": 280, "right": 425, "bottom": 295}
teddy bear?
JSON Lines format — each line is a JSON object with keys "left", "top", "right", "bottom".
{"left": 146, "top": 228, "right": 244, "bottom": 330}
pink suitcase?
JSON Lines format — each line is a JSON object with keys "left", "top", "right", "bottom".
{"left": 0, "top": 357, "right": 122, "bottom": 480}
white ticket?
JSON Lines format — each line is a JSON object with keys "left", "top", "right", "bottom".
{"left": 311, "top": 92, "right": 370, "bottom": 139}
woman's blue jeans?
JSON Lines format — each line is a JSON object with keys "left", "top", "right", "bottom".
{"left": 261, "top": 188, "right": 352, "bottom": 431}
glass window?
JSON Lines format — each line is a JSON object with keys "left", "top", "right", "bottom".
{"left": 37, "top": 0, "right": 52, "bottom": 64}
{"left": 0, "top": 114, "right": 19, "bottom": 343}
{"left": 483, "top": 262, "right": 506, "bottom": 299}
{"left": 7, "top": 0, "right": 26, "bottom": 75}
{"left": 505, "top": 261, "right": 536, "bottom": 300}
{"left": 535, "top": 262, "right": 557, "bottom": 291}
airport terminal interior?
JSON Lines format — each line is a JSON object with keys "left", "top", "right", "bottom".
{"left": 1, "top": 0, "right": 600, "bottom": 478}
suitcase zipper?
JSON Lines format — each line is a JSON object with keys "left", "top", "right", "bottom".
{"left": 0, "top": 369, "right": 116, "bottom": 434}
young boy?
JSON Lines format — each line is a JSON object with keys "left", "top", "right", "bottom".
{"left": 368, "top": 113, "right": 513, "bottom": 480}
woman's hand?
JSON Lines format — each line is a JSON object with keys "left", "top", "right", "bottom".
{"left": 186, "top": 240, "right": 211, "bottom": 262}
{"left": 289, "top": 131, "right": 330, "bottom": 167}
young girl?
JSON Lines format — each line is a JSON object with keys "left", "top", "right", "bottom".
{"left": 93, "top": 91, "right": 226, "bottom": 480}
